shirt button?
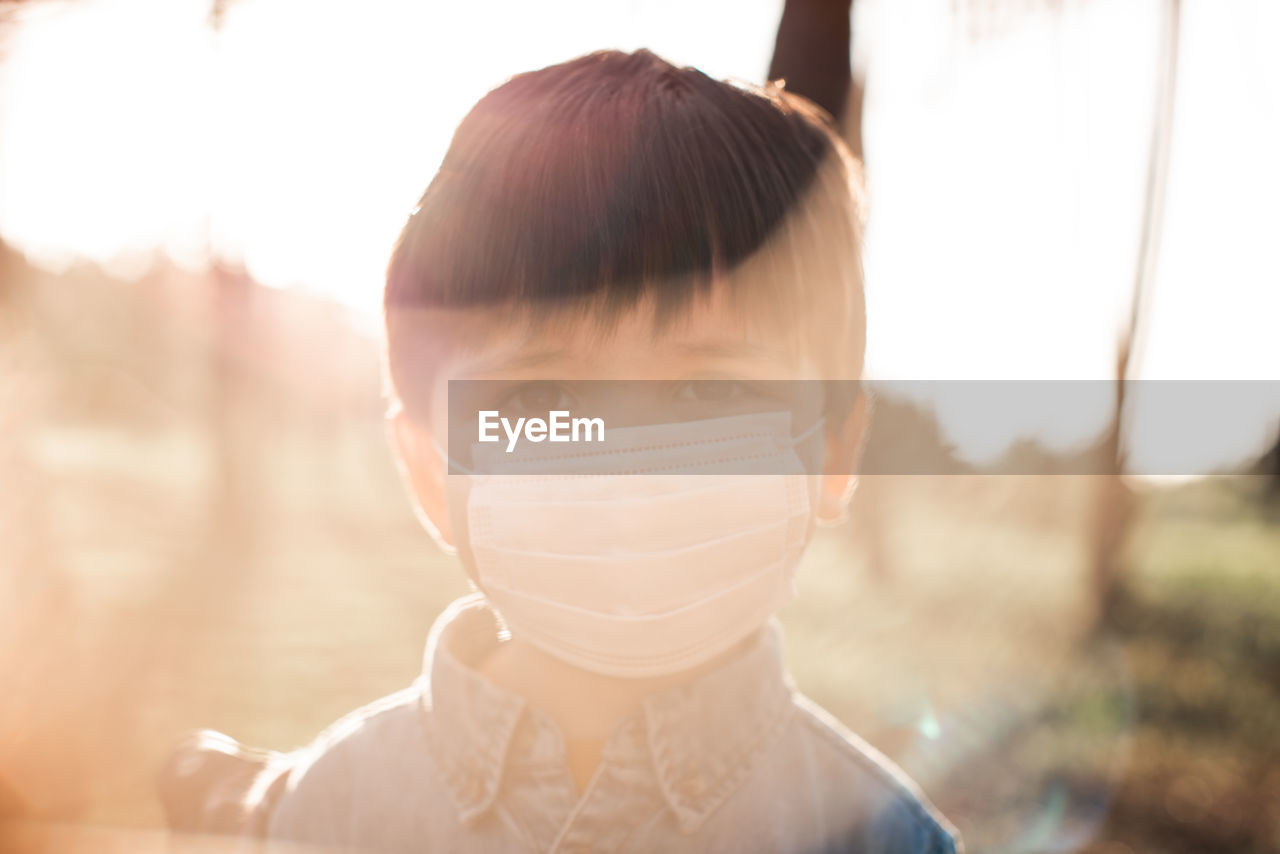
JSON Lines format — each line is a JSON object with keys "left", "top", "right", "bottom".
{"left": 679, "top": 772, "right": 707, "bottom": 800}
{"left": 462, "top": 771, "right": 486, "bottom": 800}
{"left": 678, "top": 757, "right": 707, "bottom": 801}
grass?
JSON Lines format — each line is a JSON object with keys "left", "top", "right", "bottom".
{"left": 922, "top": 477, "right": 1280, "bottom": 854}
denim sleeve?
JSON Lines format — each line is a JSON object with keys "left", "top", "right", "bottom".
{"left": 262, "top": 688, "right": 433, "bottom": 851}
{"left": 266, "top": 733, "right": 354, "bottom": 847}
{"left": 816, "top": 796, "right": 960, "bottom": 854}
{"left": 779, "top": 697, "right": 963, "bottom": 854}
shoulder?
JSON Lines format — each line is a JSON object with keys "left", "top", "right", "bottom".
{"left": 783, "top": 694, "right": 963, "bottom": 854}
{"left": 268, "top": 684, "right": 427, "bottom": 843}
{"left": 284, "top": 683, "right": 425, "bottom": 786}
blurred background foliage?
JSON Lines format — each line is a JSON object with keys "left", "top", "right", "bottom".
{"left": 1, "top": 242, "right": 1277, "bottom": 852}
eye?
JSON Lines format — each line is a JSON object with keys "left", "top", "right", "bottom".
{"left": 673, "top": 379, "right": 749, "bottom": 404}
{"left": 499, "top": 381, "right": 575, "bottom": 414}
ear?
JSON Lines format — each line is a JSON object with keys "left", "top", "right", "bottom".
{"left": 388, "top": 410, "right": 457, "bottom": 553}
{"left": 817, "top": 390, "right": 869, "bottom": 525}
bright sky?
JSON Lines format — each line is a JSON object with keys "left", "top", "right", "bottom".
{"left": 1, "top": 0, "right": 1277, "bottom": 469}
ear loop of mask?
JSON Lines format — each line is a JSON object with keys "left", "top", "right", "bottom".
{"left": 432, "top": 436, "right": 478, "bottom": 476}
{"left": 787, "top": 416, "right": 826, "bottom": 448}
{"left": 784, "top": 415, "right": 828, "bottom": 478}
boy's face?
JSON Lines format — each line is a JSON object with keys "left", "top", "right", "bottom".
{"left": 391, "top": 285, "right": 867, "bottom": 558}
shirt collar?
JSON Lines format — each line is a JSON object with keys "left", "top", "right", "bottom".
{"left": 641, "top": 621, "right": 795, "bottom": 831}
{"left": 417, "top": 593, "right": 795, "bottom": 832}
{"left": 417, "top": 595, "right": 526, "bottom": 824}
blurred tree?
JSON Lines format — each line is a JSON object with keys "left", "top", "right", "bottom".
{"left": 770, "top": 0, "right": 898, "bottom": 583}
{"left": 1095, "top": 0, "right": 1182, "bottom": 622}
{"left": 768, "top": 0, "right": 862, "bottom": 160}
{"left": 1258, "top": 426, "right": 1280, "bottom": 507}
{"left": 0, "top": 241, "right": 30, "bottom": 825}
{"left": 207, "top": 261, "right": 259, "bottom": 549}
{"left": 0, "top": 240, "right": 54, "bottom": 822}
{"left": 203, "top": 0, "right": 259, "bottom": 552}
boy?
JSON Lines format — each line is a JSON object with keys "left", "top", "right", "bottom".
{"left": 266, "top": 49, "right": 961, "bottom": 853}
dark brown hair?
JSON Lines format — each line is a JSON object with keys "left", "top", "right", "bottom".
{"left": 385, "top": 49, "right": 864, "bottom": 418}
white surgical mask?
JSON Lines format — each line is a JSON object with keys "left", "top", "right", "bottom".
{"left": 448, "top": 411, "right": 823, "bottom": 678}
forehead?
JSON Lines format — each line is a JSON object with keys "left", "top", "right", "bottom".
{"left": 444, "top": 288, "right": 817, "bottom": 383}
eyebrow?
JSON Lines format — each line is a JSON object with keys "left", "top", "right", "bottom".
{"left": 458, "top": 347, "right": 575, "bottom": 376}
{"left": 458, "top": 338, "right": 785, "bottom": 376}
{"left": 672, "top": 340, "right": 783, "bottom": 361}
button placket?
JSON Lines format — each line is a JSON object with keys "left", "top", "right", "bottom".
{"left": 462, "top": 757, "right": 487, "bottom": 803}
{"left": 676, "top": 757, "right": 707, "bottom": 804}
{"left": 551, "top": 723, "right": 666, "bottom": 854}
